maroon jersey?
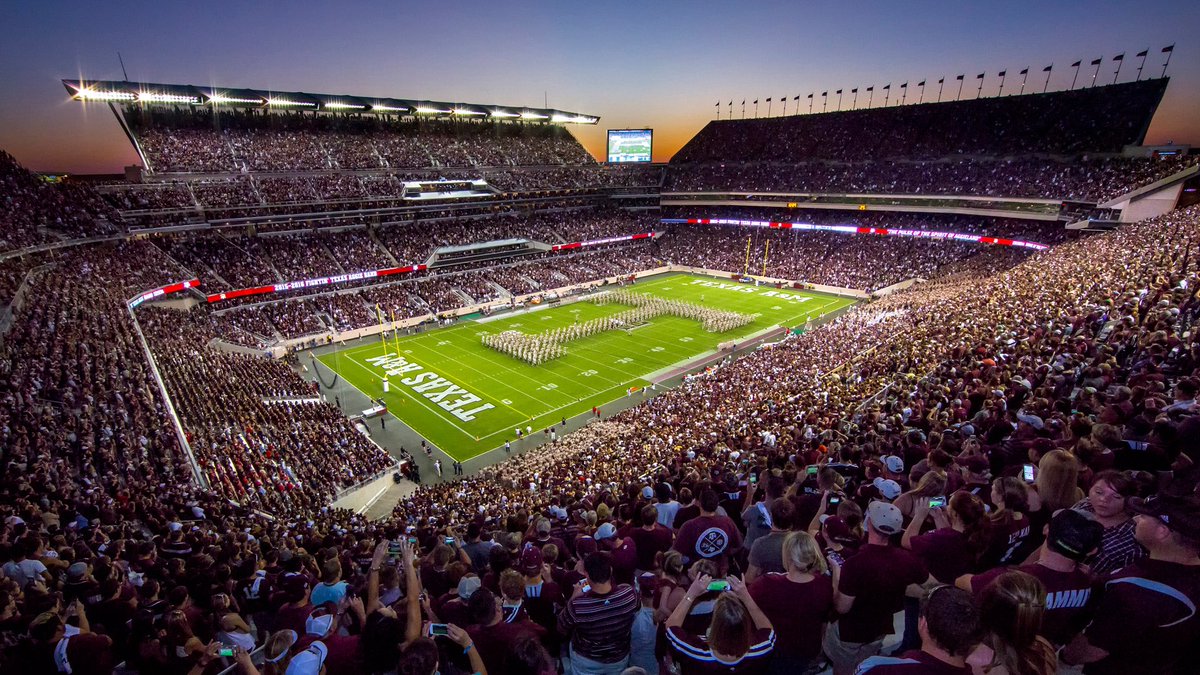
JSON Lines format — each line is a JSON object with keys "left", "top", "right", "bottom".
{"left": 970, "top": 563, "right": 1095, "bottom": 645}
{"left": 749, "top": 572, "right": 832, "bottom": 662}
{"left": 836, "top": 544, "right": 928, "bottom": 643}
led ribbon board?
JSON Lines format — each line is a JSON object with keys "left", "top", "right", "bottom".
{"left": 662, "top": 218, "right": 1049, "bottom": 250}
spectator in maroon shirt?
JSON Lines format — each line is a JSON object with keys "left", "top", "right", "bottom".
{"left": 980, "top": 478, "right": 1035, "bottom": 569}
{"left": 855, "top": 585, "right": 981, "bottom": 675}
{"left": 825, "top": 501, "right": 931, "bottom": 675}
{"left": 1063, "top": 494, "right": 1200, "bottom": 674}
{"left": 748, "top": 531, "right": 832, "bottom": 675}
{"left": 465, "top": 586, "right": 545, "bottom": 674}
{"left": 674, "top": 489, "right": 743, "bottom": 568}
{"left": 902, "top": 492, "right": 989, "bottom": 584}
{"left": 959, "top": 508, "right": 1103, "bottom": 647}
{"left": 627, "top": 504, "right": 674, "bottom": 573}
{"left": 595, "top": 523, "right": 638, "bottom": 586}
{"left": 672, "top": 488, "right": 700, "bottom": 530}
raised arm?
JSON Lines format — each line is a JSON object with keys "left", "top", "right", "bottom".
{"left": 366, "top": 538, "right": 389, "bottom": 615}
{"left": 728, "top": 576, "right": 773, "bottom": 631}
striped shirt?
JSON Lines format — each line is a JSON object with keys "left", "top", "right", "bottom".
{"left": 667, "top": 625, "right": 775, "bottom": 674}
{"left": 558, "top": 584, "right": 639, "bottom": 663}
{"left": 1072, "top": 499, "right": 1147, "bottom": 576}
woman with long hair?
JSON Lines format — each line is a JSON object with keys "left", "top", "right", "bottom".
{"left": 748, "top": 531, "right": 832, "bottom": 675}
{"left": 895, "top": 471, "right": 949, "bottom": 521}
{"left": 654, "top": 550, "right": 692, "bottom": 622}
{"left": 210, "top": 592, "right": 256, "bottom": 653}
{"left": 260, "top": 629, "right": 299, "bottom": 675}
{"left": 666, "top": 574, "right": 775, "bottom": 674}
{"left": 967, "top": 571, "right": 1056, "bottom": 675}
{"left": 982, "top": 478, "right": 1035, "bottom": 568}
{"left": 163, "top": 609, "right": 205, "bottom": 675}
{"left": 1033, "top": 450, "right": 1084, "bottom": 514}
{"left": 903, "top": 492, "right": 990, "bottom": 582}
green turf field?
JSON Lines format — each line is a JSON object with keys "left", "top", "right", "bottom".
{"left": 318, "top": 273, "right": 856, "bottom": 460}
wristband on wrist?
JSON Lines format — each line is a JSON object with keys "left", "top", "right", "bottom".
{"left": 463, "top": 643, "right": 474, "bottom": 654}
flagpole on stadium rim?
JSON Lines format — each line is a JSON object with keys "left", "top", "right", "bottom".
{"left": 1161, "top": 44, "right": 1175, "bottom": 78}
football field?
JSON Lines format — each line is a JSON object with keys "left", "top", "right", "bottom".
{"left": 317, "top": 273, "right": 856, "bottom": 461}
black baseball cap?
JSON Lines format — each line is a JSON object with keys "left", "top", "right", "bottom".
{"left": 1129, "top": 494, "right": 1200, "bottom": 541}
{"left": 1048, "top": 509, "right": 1103, "bottom": 561}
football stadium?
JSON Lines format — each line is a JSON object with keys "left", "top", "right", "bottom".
{"left": 1, "top": 5, "right": 1199, "bottom": 675}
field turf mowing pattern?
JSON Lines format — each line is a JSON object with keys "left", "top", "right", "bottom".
{"left": 318, "top": 273, "right": 856, "bottom": 461}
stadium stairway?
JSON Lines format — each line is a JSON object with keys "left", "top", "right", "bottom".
{"left": 368, "top": 227, "right": 401, "bottom": 266}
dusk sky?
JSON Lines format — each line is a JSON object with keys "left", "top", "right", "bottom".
{"left": 1, "top": 1, "right": 1197, "bottom": 174}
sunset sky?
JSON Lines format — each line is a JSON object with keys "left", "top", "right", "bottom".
{"left": 1, "top": 1, "right": 1197, "bottom": 174}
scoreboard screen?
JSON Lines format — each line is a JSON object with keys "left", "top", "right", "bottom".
{"left": 607, "top": 129, "right": 653, "bottom": 163}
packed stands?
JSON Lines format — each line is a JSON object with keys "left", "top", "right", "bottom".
{"left": 666, "top": 155, "right": 1197, "bottom": 203}
{"left": 674, "top": 79, "right": 1168, "bottom": 162}
{"left": 2, "top": 74, "right": 1199, "bottom": 675}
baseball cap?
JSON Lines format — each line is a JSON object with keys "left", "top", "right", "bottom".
{"left": 518, "top": 545, "right": 544, "bottom": 575}
{"left": 872, "top": 478, "right": 902, "bottom": 501}
{"left": 66, "top": 562, "right": 89, "bottom": 581}
{"left": 1046, "top": 510, "right": 1104, "bottom": 562}
{"left": 866, "top": 501, "right": 904, "bottom": 536}
{"left": 1016, "top": 413, "right": 1045, "bottom": 430}
{"left": 882, "top": 455, "right": 905, "bottom": 474}
{"left": 641, "top": 486, "right": 655, "bottom": 500}
{"left": 594, "top": 523, "right": 617, "bottom": 540}
{"left": 1129, "top": 494, "right": 1200, "bottom": 541}
{"left": 535, "top": 519, "right": 551, "bottom": 535}
{"left": 822, "top": 516, "right": 859, "bottom": 546}
{"left": 457, "top": 576, "right": 482, "bottom": 600}
{"left": 285, "top": 640, "right": 328, "bottom": 675}
{"left": 305, "top": 605, "right": 336, "bottom": 637}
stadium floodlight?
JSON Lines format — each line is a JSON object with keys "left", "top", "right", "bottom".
{"left": 551, "top": 113, "right": 598, "bottom": 124}
{"left": 73, "top": 88, "right": 136, "bottom": 101}
{"left": 207, "top": 94, "right": 263, "bottom": 105}
{"left": 415, "top": 106, "right": 452, "bottom": 114}
{"left": 372, "top": 104, "right": 408, "bottom": 112}
{"left": 266, "top": 98, "right": 317, "bottom": 107}
{"left": 324, "top": 101, "right": 367, "bottom": 110}
{"left": 138, "top": 92, "right": 199, "bottom": 104}
{"left": 520, "top": 111, "right": 549, "bottom": 120}
{"left": 452, "top": 108, "right": 486, "bottom": 116}
{"left": 490, "top": 109, "right": 520, "bottom": 118}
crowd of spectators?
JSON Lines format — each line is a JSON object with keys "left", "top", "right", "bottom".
{"left": 0, "top": 152, "right": 119, "bottom": 252}
{"left": 131, "top": 110, "right": 597, "bottom": 173}
{"left": 656, "top": 222, "right": 1032, "bottom": 292}
{"left": 4, "top": 82, "right": 1200, "bottom": 674}
{"left": 674, "top": 79, "right": 1169, "bottom": 162}
{"left": 137, "top": 308, "right": 395, "bottom": 512}
{"left": 665, "top": 155, "right": 1197, "bottom": 204}
{"left": 0, "top": 200, "right": 1198, "bottom": 675}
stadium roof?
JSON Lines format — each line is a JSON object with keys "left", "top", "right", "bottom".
{"left": 61, "top": 79, "right": 600, "bottom": 125}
